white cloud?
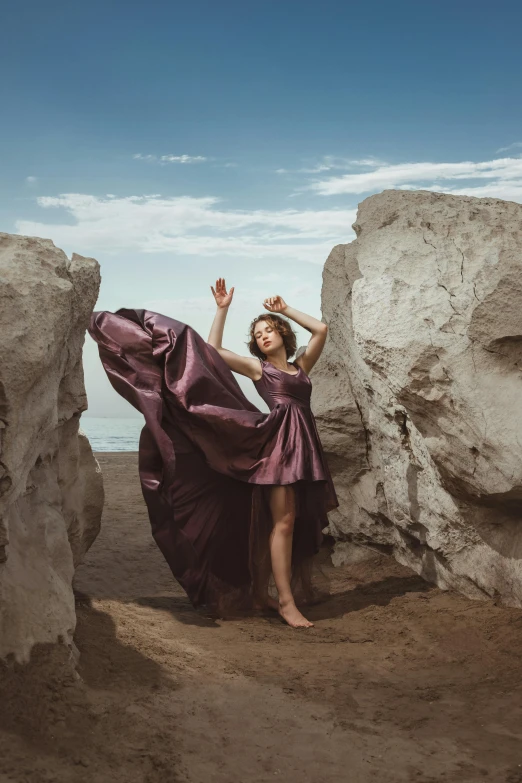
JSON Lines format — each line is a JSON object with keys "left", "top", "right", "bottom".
{"left": 18, "top": 153, "right": 522, "bottom": 277}
{"left": 134, "top": 154, "right": 238, "bottom": 167}
{"left": 304, "top": 156, "right": 522, "bottom": 200}
{"left": 160, "top": 154, "right": 207, "bottom": 164}
{"left": 25, "top": 176, "right": 38, "bottom": 185}
{"left": 298, "top": 156, "right": 386, "bottom": 173}
{"left": 277, "top": 155, "right": 387, "bottom": 175}
{"left": 496, "top": 142, "right": 522, "bottom": 153}
{"left": 133, "top": 153, "right": 207, "bottom": 164}
{"left": 397, "top": 180, "right": 522, "bottom": 202}
{"left": 15, "top": 193, "right": 356, "bottom": 264}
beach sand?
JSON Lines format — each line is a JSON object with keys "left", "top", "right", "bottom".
{"left": 2, "top": 452, "right": 522, "bottom": 782}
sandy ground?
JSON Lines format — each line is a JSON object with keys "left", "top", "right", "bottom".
{"left": 2, "top": 453, "right": 522, "bottom": 783}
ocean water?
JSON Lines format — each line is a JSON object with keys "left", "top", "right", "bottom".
{"left": 80, "top": 417, "right": 145, "bottom": 452}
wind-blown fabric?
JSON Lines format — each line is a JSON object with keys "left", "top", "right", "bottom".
{"left": 88, "top": 308, "right": 338, "bottom": 613}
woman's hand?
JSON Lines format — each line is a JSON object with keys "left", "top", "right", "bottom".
{"left": 211, "top": 278, "right": 235, "bottom": 309}
{"left": 263, "top": 295, "right": 288, "bottom": 313}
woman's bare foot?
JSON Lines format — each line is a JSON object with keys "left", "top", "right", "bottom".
{"left": 278, "top": 599, "right": 314, "bottom": 628}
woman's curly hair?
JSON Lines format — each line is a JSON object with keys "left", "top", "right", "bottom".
{"left": 247, "top": 313, "right": 297, "bottom": 360}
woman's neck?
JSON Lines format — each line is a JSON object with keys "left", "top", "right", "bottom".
{"left": 266, "top": 355, "right": 293, "bottom": 372}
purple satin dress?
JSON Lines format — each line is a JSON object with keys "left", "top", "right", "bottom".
{"left": 88, "top": 308, "right": 338, "bottom": 614}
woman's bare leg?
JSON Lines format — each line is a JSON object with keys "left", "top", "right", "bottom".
{"left": 268, "top": 485, "right": 314, "bottom": 628}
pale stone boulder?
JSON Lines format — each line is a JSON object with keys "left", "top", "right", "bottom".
{"left": 313, "top": 189, "right": 522, "bottom": 606}
{"left": 0, "top": 233, "right": 103, "bottom": 663}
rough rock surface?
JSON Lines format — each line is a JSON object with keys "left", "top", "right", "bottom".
{"left": 0, "top": 233, "right": 103, "bottom": 663}
{"left": 313, "top": 189, "right": 522, "bottom": 607}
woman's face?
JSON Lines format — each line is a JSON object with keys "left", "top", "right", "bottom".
{"left": 253, "top": 319, "right": 283, "bottom": 356}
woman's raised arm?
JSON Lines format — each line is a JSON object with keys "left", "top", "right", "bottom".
{"left": 208, "top": 278, "right": 262, "bottom": 380}
{"left": 262, "top": 294, "right": 328, "bottom": 375}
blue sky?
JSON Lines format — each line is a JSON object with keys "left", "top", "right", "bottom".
{"left": 2, "top": 0, "right": 521, "bottom": 416}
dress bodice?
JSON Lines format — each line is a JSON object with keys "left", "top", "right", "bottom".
{"left": 252, "top": 360, "right": 312, "bottom": 411}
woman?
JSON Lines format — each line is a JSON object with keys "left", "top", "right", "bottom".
{"left": 88, "top": 278, "right": 338, "bottom": 629}
{"left": 208, "top": 278, "right": 337, "bottom": 628}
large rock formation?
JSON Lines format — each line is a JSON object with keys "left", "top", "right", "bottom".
{"left": 313, "top": 190, "right": 522, "bottom": 606}
{"left": 0, "top": 233, "right": 103, "bottom": 663}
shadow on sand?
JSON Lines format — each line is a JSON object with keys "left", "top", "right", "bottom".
{"left": 130, "top": 572, "right": 434, "bottom": 627}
